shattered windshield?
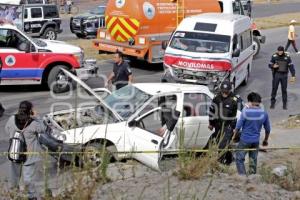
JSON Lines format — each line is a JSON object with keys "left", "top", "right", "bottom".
{"left": 104, "top": 85, "right": 152, "bottom": 120}
{"left": 170, "top": 31, "right": 231, "bottom": 53}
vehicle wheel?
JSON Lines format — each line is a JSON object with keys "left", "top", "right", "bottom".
{"left": 47, "top": 66, "right": 71, "bottom": 93}
{"left": 242, "top": 66, "right": 250, "bottom": 86}
{"left": 43, "top": 28, "right": 57, "bottom": 40}
{"left": 253, "top": 37, "right": 260, "bottom": 57}
{"left": 76, "top": 33, "right": 86, "bottom": 38}
{"left": 82, "top": 143, "right": 113, "bottom": 168}
{"left": 231, "top": 79, "right": 236, "bottom": 94}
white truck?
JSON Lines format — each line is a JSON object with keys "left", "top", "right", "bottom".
{"left": 162, "top": 13, "right": 254, "bottom": 91}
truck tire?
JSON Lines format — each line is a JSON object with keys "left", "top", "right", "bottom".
{"left": 43, "top": 28, "right": 57, "bottom": 40}
{"left": 47, "top": 66, "right": 71, "bottom": 93}
{"left": 253, "top": 37, "right": 260, "bottom": 57}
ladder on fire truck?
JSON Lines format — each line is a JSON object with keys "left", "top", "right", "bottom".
{"left": 177, "top": 0, "right": 185, "bottom": 26}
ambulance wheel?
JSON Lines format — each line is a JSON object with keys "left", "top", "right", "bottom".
{"left": 43, "top": 28, "right": 57, "bottom": 40}
{"left": 253, "top": 37, "right": 260, "bottom": 57}
{"left": 47, "top": 66, "right": 71, "bottom": 93}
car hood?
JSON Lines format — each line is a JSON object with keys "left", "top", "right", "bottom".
{"left": 41, "top": 40, "right": 82, "bottom": 54}
{"left": 60, "top": 69, "right": 123, "bottom": 121}
{"left": 73, "top": 13, "right": 103, "bottom": 19}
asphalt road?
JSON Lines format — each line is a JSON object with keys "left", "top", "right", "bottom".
{"left": 1, "top": 1, "right": 300, "bottom": 189}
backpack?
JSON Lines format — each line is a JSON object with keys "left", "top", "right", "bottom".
{"left": 7, "top": 121, "right": 29, "bottom": 163}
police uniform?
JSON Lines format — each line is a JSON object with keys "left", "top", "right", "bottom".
{"left": 208, "top": 82, "right": 238, "bottom": 164}
{"left": 112, "top": 61, "right": 132, "bottom": 90}
{"left": 269, "top": 52, "right": 296, "bottom": 108}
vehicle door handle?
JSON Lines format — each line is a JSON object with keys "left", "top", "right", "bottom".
{"left": 151, "top": 139, "right": 158, "bottom": 145}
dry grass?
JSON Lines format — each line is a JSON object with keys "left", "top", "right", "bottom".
{"left": 254, "top": 12, "right": 300, "bottom": 29}
{"left": 276, "top": 114, "right": 300, "bottom": 129}
{"left": 66, "top": 39, "right": 114, "bottom": 61}
{"left": 260, "top": 150, "right": 300, "bottom": 191}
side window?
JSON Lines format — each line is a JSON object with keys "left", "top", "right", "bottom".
{"left": 24, "top": 9, "right": 28, "bottom": 19}
{"left": 31, "top": 8, "right": 42, "bottom": 18}
{"left": 238, "top": 34, "right": 243, "bottom": 51}
{"left": 183, "top": 93, "right": 211, "bottom": 117}
{"left": 44, "top": 6, "right": 58, "bottom": 19}
{"left": 0, "top": 29, "right": 8, "bottom": 47}
{"left": 241, "top": 30, "right": 252, "bottom": 51}
{"left": 138, "top": 109, "right": 164, "bottom": 135}
{"left": 139, "top": 95, "right": 177, "bottom": 117}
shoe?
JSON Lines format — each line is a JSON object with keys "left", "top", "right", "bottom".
{"left": 270, "top": 103, "right": 275, "bottom": 109}
{"left": 283, "top": 104, "right": 287, "bottom": 110}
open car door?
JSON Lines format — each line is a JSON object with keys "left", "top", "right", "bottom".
{"left": 127, "top": 107, "right": 180, "bottom": 171}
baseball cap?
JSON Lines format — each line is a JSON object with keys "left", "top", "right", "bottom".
{"left": 277, "top": 46, "right": 284, "bottom": 51}
{"left": 290, "top": 19, "right": 297, "bottom": 24}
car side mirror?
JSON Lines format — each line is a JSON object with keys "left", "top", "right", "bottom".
{"left": 162, "top": 41, "right": 168, "bottom": 50}
{"left": 128, "top": 120, "right": 138, "bottom": 127}
{"left": 232, "top": 48, "right": 240, "bottom": 57}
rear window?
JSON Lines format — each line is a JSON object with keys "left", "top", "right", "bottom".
{"left": 43, "top": 6, "right": 59, "bottom": 18}
{"left": 31, "top": 8, "right": 42, "bottom": 18}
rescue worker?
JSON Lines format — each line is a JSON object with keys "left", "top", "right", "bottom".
{"left": 106, "top": 51, "right": 133, "bottom": 90}
{"left": 5, "top": 101, "right": 45, "bottom": 200}
{"left": 269, "top": 46, "right": 296, "bottom": 110}
{"left": 207, "top": 80, "right": 238, "bottom": 165}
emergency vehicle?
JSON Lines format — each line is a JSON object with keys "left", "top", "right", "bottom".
{"left": 162, "top": 13, "right": 254, "bottom": 91}
{"left": 0, "top": 22, "right": 96, "bottom": 93}
{"left": 93, "top": 0, "right": 264, "bottom": 64}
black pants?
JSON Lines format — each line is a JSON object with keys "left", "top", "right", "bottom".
{"left": 206, "top": 124, "right": 234, "bottom": 165}
{"left": 271, "top": 72, "right": 288, "bottom": 105}
{"left": 285, "top": 40, "right": 298, "bottom": 52}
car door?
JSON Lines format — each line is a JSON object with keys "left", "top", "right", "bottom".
{"left": 127, "top": 107, "right": 165, "bottom": 170}
{"left": 0, "top": 29, "right": 40, "bottom": 83}
{"left": 180, "top": 92, "right": 213, "bottom": 148}
{"left": 24, "top": 7, "right": 44, "bottom": 34}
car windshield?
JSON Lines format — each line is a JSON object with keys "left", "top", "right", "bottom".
{"left": 103, "top": 85, "right": 152, "bottom": 120}
{"left": 89, "top": 6, "right": 105, "bottom": 15}
{"left": 170, "top": 31, "right": 231, "bottom": 53}
{"left": 32, "top": 38, "right": 47, "bottom": 47}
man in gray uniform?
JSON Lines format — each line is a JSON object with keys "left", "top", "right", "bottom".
{"left": 269, "top": 46, "right": 296, "bottom": 110}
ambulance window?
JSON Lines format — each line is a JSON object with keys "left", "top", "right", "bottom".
{"left": 241, "top": 30, "right": 252, "bottom": 51}
{"left": 31, "top": 8, "right": 42, "bottom": 18}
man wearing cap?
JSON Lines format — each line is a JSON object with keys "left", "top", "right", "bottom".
{"left": 269, "top": 46, "right": 296, "bottom": 110}
{"left": 285, "top": 20, "right": 299, "bottom": 53}
{"left": 208, "top": 80, "right": 238, "bottom": 165}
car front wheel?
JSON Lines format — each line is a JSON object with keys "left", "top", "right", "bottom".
{"left": 82, "top": 143, "right": 113, "bottom": 168}
{"left": 47, "top": 66, "right": 71, "bottom": 93}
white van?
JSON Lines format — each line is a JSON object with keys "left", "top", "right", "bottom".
{"left": 162, "top": 13, "right": 255, "bottom": 91}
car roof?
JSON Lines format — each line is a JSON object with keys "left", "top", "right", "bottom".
{"left": 133, "top": 83, "right": 212, "bottom": 96}
{"left": 0, "top": 23, "right": 17, "bottom": 29}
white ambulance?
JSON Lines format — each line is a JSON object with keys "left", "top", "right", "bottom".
{"left": 162, "top": 13, "right": 255, "bottom": 91}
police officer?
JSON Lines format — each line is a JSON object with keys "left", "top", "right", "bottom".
{"left": 208, "top": 80, "right": 238, "bottom": 165}
{"left": 269, "top": 46, "right": 296, "bottom": 110}
{"left": 106, "top": 51, "right": 133, "bottom": 90}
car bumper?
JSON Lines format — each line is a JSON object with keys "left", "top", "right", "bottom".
{"left": 76, "top": 59, "right": 98, "bottom": 80}
{"left": 39, "top": 133, "right": 81, "bottom": 162}
{"left": 162, "top": 70, "right": 210, "bottom": 85}
{"left": 71, "top": 28, "right": 97, "bottom": 36}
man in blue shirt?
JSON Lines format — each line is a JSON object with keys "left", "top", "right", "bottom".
{"left": 233, "top": 92, "right": 271, "bottom": 175}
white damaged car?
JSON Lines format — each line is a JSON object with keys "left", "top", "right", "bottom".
{"left": 40, "top": 69, "right": 241, "bottom": 170}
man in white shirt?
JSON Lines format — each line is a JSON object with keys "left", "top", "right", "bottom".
{"left": 285, "top": 19, "right": 299, "bottom": 53}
